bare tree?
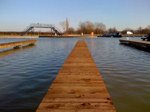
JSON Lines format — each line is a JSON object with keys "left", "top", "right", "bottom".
{"left": 143, "top": 26, "right": 150, "bottom": 34}
{"left": 60, "top": 18, "right": 70, "bottom": 33}
{"left": 94, "top": 22, "right": 106, "bottom": 31}
{"left": 146, "top": 25, "right": 150, "bottom": 30}
{"left": 67, "top": 27, "right": 75, "bottom": 34}
{"left": 60, "top": 21, "right": 66, "bottom": 32}
{"left": 78, "top": 22, "right": 86, "bottom": 33}
{"left": 121, "top": 28, "right": 134, "bottom": 34}
{"left": 94, "top": 22, "right": 106, "bottom": 34}
{"left": 137, "top": 27, "right": 143, "bottom": 34}
{"left": 78, "top": 21, "right": 94, "bottom": 34}
{"left": 86, "top": 21, "right": 94, "bottom": 33}
{"left": 108, "top": 27, "right": 118, "bottom": 33}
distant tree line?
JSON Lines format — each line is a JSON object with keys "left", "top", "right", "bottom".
{"left": 60, "top": 20, "right": 150, "bottom": 35}
{"left": 121, "top": 26, "right": 150, "bottom": 34}
{"left": 60, "top": 21, "right": 106, "bottom": 34}
{"left": 0, "top": 21, "right": 150, "bottom": 36}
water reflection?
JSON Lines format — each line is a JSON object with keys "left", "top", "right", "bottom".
{"left": 87, "top": 38, "right": 150, "bottom": 112}
{"left": 90, "top": 37, "right": 95, "bottom": 55}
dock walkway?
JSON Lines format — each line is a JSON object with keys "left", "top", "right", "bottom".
{"left": 0, "top": 40, "right": 37, "bottom": 49}
{"left": 37, "top": 40, "right": 116, "bottom": 112}
{"left": 120, "top": 39, "right": 150, "bottom": 50}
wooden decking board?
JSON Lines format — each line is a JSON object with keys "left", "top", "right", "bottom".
{"left": 0, "top": 40, "right": 37, "bottom": 49}
{"left": 37, "top": 110, "right": 116, "bottom": 112}
{"left": 119, "top": 39, "right": 150, "bottom": 49}
{"left": 36, "top": 40, "right": 116, "bottom": 112}
{"left": 120, "top": 39, "right": 150, "bottom": 45}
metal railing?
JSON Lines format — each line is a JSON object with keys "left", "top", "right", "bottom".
{"left": 21, "top": 23, "right": 62, "bottom": 36}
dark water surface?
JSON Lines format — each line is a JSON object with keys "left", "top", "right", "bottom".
{"left": 0, "top": 38, "right": 150, "bottom": 112}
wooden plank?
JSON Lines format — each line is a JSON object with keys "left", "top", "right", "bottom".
{"left": 120, "top": 39, "right": 150, "bottom": 45}
{"left": 37, "top": 110, "right": 116, "bottom": 112}
{"left": 0, "top": 40, "right": 37, "bottom": 49}
{"left": 120, "top": 39, "right": 150, "bottom": 51}
{"left": 36, "top": 40, "right": 116, "bottom": 112}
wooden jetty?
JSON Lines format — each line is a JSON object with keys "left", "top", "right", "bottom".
{"left": 0, "top": 40, "right": 37, "bottom": 50}
{"left": 120, "top": 39, "right": 150, "bottom": 50}
{"left": 37, "top": 40, "right": 116, "bottom": 112}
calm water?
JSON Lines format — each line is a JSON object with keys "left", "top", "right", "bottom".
{"left": 0, "top": 37, "right": 150, "bottom": 112}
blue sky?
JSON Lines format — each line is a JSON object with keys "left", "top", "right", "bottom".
{"left": 0, "top": 0, "right": 150, "bottom": 31}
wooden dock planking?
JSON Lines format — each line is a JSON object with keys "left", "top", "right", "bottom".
{"left": 120, "top": 39, "right": 150, "bottom": 45}
{"left": 0, "top": 40, "right": 37, "bottom": 49}
{"left": 119, "top": 39, "right": 150, "bottom": 50}
{"left": 37, "top": 40, "right": 116, "bottom": 112}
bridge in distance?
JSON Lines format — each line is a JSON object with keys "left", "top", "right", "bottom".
{"left": 21, "top": 23, "right": 62, "bottom": 36}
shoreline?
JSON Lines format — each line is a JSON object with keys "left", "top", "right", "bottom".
{"left": 0, "top": 35, "right": 97, "bottom": 38}
{"left": 0, "top": 34, "right": 146, "bottom": 38}
{"left": 0, "top": 36, "right": 39, "bottom": 38}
